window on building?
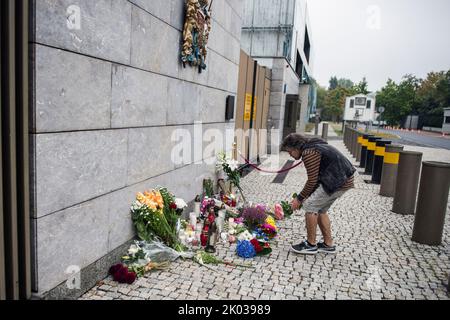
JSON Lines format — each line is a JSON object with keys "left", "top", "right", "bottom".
{"left": 303, "top": 27, "right": 311, "bottom": 63}
{"left": 295, "top": 51, "right": 303, "bottom": 79}
{"left": 350, "top": 99, "right": 354, "bottom": 108}
{"left": 445, "top": 116, "right": 450, "bottom": 124}
{"left": 355, "top": 97, "right": 367, "bottom": 106}
{"left": 366, "top": 100, "right": 371, "bottom": 109}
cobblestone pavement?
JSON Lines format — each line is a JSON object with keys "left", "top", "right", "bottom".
{"left": 80, "top": 140, "right": 450, "bottom": 300}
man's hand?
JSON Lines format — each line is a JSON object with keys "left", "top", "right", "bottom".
{"left": 291, "top": 198, "right": 302, "bottom": 211}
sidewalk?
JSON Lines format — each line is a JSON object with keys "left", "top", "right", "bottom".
{"left": 306, "top": 122, "right": 339, "bottom": 137}
{"left": 80, "top": 140, "right": 450, "bottom": 300}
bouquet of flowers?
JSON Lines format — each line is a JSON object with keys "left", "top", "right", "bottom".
{"left": 216, "top": 152, "right": 246, "bottom": 203}
{"left": 236, "top": 239, "right": 272, "bottom": 258}
{"left": 131, "top": 188, "right": 185, "bottom": 252}
{"left": 120, "top": 241, "right": 171, "bottom": 277}
{"left": 242, "top": 206, "right": 268, "bottom": 229}
{"left": 280, "top": 193, "right": 300, "bottom": 217}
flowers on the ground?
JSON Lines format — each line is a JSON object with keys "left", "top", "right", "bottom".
{"left": 250, "top": 239, "right": 263, "bottom": 253}
{"left": 237, "top": 230, "right": 254, "bottom": 241}
{"left": 109, "top": 264, "right": 137, "bottom": 284}
{"left": 274, "top": 203, "right": 284, "bottom": 220}
{"left": 175, "top": 198, "right": 187, "bottom": 210}
{"left": 120, "top": 241, "right": 172, "bottom": 277}
{"left": 242, "top": 206, "right": 268, "bottom": 229}
{"left": 236, "top": 240, "right": 256, "bottom": 258}
{"left": 265, "top": 216, "right": 276, "bottom": 229}
{"left": 131, "top": 187, "right": 185, "bottom": 252}
{"left": 261, "top": 223, "right": 277, "bottom": 239}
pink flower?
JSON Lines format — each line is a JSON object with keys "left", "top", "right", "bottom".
{"left": 274, "top": 204, "right": 284, "bottom": 220}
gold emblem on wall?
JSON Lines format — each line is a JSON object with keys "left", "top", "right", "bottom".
{"left": 181, "top": 0, "right": 213, "bottom": 73}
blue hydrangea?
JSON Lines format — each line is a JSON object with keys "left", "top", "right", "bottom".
{"left": 236, "top": 240, "right": 256, "bottom": 259}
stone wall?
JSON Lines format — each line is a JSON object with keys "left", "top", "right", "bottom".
{"left": 31, "top": 0, "right": 243, "bottom": 295}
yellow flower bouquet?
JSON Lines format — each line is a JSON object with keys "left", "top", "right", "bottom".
{"left": 131, "top": 187, "right": 185, "bottom": 252}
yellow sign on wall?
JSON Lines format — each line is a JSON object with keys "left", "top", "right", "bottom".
{"left": 244, "top": 94, "right": 257, "bottom": 121}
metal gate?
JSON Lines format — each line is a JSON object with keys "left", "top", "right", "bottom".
{"left": 1, "top": 0, "right": 31, "bottom": 300}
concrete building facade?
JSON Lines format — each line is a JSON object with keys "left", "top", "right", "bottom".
{"left": 29, "top": 0, "right": 243, "bottom": 298}
{"left": 241, "top": 0, "right": 314, "bottom": 142}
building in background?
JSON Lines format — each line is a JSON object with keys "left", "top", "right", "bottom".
{"left": 343, "top": 93, "right": 377, "bottom": 124}
{"left": 241, "top": 0, "right": 315, "bottom": 142}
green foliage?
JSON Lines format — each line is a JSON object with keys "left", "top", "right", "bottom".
{"left": 203, "top": 179, "right": 214, "bottom": 198}
{"left": 353, "top": 77, "right": 370, "bottom": 95}
{"left": 280, "top": 201, "right": 293, "bottom": 217}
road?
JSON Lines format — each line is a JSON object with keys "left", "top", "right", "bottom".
{"left": 364, "top": 127, "right": 450, "bottom": 150}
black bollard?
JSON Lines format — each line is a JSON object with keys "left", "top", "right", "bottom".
{"left": 364, "top": 137, "right": 381, "bottom": 174}
{"left": 371, "top": 140, "right": 391, "bottom": 184}
{"left": 360, "top": 134, "right": 374, "bottom": 168}
{"left": 356, "top": 131, "right": 363, "bottom": 162}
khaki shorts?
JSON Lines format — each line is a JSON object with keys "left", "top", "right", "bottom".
{"left": 302, "top": 184, "right": 347, "bottom": 214}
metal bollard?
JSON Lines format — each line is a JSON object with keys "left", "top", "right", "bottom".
{"left": 356, "top": 131, "right": 363, "bottom": 162}
{"left": 359, "top": 134, "right": 373, "bottom": 168}
{"left": 364, "top": 137, "right": 381, "bottom": 174}
{"left": 315, "top": 117, "right": 319, "bottom": 136}
{"left": 351, "top": 129, "right": 358, "bottom": 157}
{"left": 343, "top": 126, "right": 348, "bottom": 148}
{"left": 371, "top": 140, "right": 392, "bottom": 184}
{"left": 379, "top": 145, "right": 404, "bottom": 197}
{"left": 412, "top": 161, "right": 450, "bottom": 245}
{"left": 392, "top": 151, "right": 423, "bottom": 215}
{"left": 322, "top": 122, "right": 329, "bottom": 141}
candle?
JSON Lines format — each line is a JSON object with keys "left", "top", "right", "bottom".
{"left": 216, "top": 217, "right": 224, "bottom": 233}
{"left": 194, "top": 202, "right": 201, "bottom": 215}
{"left": 189, "top": 212, "right": 197, "bottom": 228}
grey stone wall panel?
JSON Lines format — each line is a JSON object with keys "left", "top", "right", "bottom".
{"left": 36, "top": 0, "right": 132, "bottom": 64}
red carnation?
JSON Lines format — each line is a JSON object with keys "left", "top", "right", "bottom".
{"left": 169, "top": 202, "right": 177, "bottom": 210}
{"left": 125, "top": 272, "right": 137, "bottom": 284}
{"left": 109, "top": 263, "right": 123, "bottom": 275}
{"left": 113, "top": 266, "right": 129, "bottom": 283}
{"left": 250, "top": 239, "right": 263, "bottom": 253}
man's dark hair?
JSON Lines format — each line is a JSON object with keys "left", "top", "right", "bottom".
{"left": 280, "top": 133, "right": 325, "bottom": 152}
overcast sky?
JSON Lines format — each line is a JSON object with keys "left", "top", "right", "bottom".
{"left": 307, "top": 0, "right": 450, "bottom": 92}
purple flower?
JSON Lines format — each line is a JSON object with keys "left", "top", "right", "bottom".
{"left": 242, "top": 207, "right": 268, "bottom": 228}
